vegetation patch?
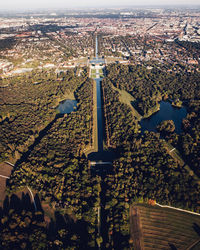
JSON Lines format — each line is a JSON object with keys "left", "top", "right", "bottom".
{"left": 130, "top": 203, "right": 200, "bottom": 250}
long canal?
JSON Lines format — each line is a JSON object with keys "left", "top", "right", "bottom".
{"left": 89, "top": 36, "right": 114, "bottom": 163}
{"left": 90, "top": 36, "right": 106, "bottom": 155}
{"left": 96, "top": 78, "right": 104, "bottom": 152}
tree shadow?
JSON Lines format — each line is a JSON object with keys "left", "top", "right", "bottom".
{"left": 112, "top": 231, "right": 130, "bottom": 250}
{"left": 2, "top": 195, "right": 10, "bottom": 215}
{"left": 34, "top": 193, "right": 43, "bottom": 212}
{"left": 22, "top": 192, "right": 34, "bottom": 212}
{"left": 47, "top": 211, "right": 90, "bottom": 249}
{"left": 9, "top": 194, "right": 22, "bottom": 213}
{"left": 193, "top": 223, "right": 200, "bottom": 237}
{"left": 0, "top": 195, "right": 92, "bottom": 249}
{"left": 1, "top": 192, "right": 43, "bottom": 214}
{"left": 87, "top": 149, "right": 117, "bottom": 162}
{"left": 169, "top": 243, "right": 177, "bottom": 250}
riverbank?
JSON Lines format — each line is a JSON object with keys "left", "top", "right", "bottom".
{"left": 142, "top": 103, "right": 160, "bottom": 119}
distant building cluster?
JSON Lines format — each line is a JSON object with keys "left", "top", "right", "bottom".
{"left": 0, "top": 7, "right": 199, "bottom": 77}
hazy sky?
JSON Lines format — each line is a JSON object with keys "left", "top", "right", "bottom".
{"left": 0, "top": 0, "right": 199, "bottom": 10}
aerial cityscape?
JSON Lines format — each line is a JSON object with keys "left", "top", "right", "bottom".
{"left": 0, "top": 2, "right": 200, "bottom": 249}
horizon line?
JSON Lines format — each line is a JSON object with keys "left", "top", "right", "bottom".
{"left": 0, "top": 4, "right": 200, "bottom": 12}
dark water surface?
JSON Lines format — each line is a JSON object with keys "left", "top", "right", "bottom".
{"left": 140, "top": 101, "right": 187, "bottom": 134}
{"left": 88, "top": 78, "right": 117, "bottom": 163}
{"left": 57, "top": 99, "right": 77, "bottom": 114}
{"left": 96, "top": 79, "right": 104, "bottom": 152}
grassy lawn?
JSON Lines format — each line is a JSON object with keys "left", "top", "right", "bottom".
{"left": 58, "top": 90, "right": 75, "bottom": 102}
{"left": 99, "top": 71, "right": 104, "bottom": 78}
{"left": 91, "top": 74, "right": 97, "bottom": 79}
{"left": 111, "top": 84, "right": 142, "bottom": 120}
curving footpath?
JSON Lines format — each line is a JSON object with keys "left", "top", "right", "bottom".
{"left": 27, "top": 186, "right": 37, "bottom": 212}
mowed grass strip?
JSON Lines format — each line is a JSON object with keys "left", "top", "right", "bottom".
{"left": 130, "top": 204, "right": 200, "bottom": 250}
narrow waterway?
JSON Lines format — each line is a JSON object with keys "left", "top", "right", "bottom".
{"left": 88, "top": 35, "right": 114, "bottom": 249}
{"left": 88, "top": 36, "right": 115, "bottom": 162}
{"left": 95, "top": 36, "right": 98, "bottom": 59}
{"left": 96, "top": 78, "right": 104, "bottom": 152}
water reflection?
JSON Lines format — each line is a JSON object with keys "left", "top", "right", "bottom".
{"left": 140, "top": 101, "right": 187, "bottom": 134}
{"left": 57, "top": 99, "right": 77, "bottom": 114}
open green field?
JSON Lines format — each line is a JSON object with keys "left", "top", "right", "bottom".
{"left": 111, "top": 84, "right": 142, "bottom": 120}
{"left": 99, "top": 69, "right": 104, "bottom": 78}
{"left": 90, "top": 69, "right": 97, "bottom": 79}
{"left": 130, "top": 203, "right": 200, "bottom": 250}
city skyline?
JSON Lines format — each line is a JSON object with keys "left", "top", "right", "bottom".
{"left": 0, "top": 0, "right": 200, "bottom": 10}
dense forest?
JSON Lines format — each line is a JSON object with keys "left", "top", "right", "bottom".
{"left": 99, "top": 64, "right": 200, "bottom": 247}
{"left": 0, "top": 61, "right": 199, "bottom": 248}
{"left": 102, "top": 79, "right": 138, "bottom": 148}
{"left": 0, "top": 193, "right": 99, "bottom": 249}
{"left": 105, "top": 63, "right": 200, "bottom": 115}
{"left": 104, "top": 63, "right": 200, "bottom": 177}
{"left": 101, "top": 132, "right": 200, "bottom": 249}
{"left": 0, "top": 68, "right": 89, "bottom": 162}
{"left": 0, "top": 69, "right": 102, "bottom": 248}
{"left": 7, "top": 76, "right": 96, "bottom": 205}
